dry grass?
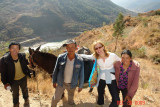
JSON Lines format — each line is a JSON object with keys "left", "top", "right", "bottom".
{"left": 27, "top": 71, "right": 54, "bottom": 97}
{"left": 134, "top": 58, "right": 160, "bottom": 107}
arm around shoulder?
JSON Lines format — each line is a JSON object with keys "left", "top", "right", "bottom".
{"left": 78, "top": 54, "right": 95, "bottom": 61}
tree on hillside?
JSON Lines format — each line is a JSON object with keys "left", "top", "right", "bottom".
{"left": 113, "top": 13, "right": 125, "bottom": 52}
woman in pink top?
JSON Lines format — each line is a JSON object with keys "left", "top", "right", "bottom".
{"left": 114, "top": 50, "right": 140, "bottom": 107}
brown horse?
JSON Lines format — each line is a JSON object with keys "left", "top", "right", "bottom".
{"left": 28, "top": 46, "right": 57, "bottom": 75}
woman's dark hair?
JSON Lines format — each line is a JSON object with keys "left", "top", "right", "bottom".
{"left": 8, "top": 42, "right": 21, "bottom": 50}
{"left": 121, "top": 49, "right": 132, "bottom": 58}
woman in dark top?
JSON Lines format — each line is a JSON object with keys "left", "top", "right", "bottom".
{"left": 114, "top": 50, "right": 140, "bottom": 107}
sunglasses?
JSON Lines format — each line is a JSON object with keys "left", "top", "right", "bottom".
{"left": 95, "top": 46, "right": 103, "bottom": 50}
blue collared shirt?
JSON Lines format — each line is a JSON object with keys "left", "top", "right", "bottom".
{"left": 52, "top": 53, "right": 84, "bottom": 88}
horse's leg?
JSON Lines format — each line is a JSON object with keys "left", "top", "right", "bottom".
{"left": 89, "top": 88, "right": 93, "bottom": 92}
{"left": 61, "top": 92, "right": 64, "bottom": 99}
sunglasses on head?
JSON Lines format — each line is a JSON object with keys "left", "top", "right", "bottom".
{"left": 95, "top": 46, "right": 103, "bottom": 50}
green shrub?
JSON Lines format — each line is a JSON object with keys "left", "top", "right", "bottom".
{"left": 150, "top": 54, "right": 160, "bottom": 64}
{"left": 132, "top": 46, "right": 147, "bottom": 58}
{"left": 141, "top": 81, "right": 149, "bottom": 89}
{"left": 152, "top": 28, "right": 160, "bottom": 32}
{"left": 155, "top": 10, "right": 160, "bottom": 15}
{"left": 137, "top": 16, "right": 149, "bottom": 27}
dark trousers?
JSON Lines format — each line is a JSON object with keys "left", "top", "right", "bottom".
{"left": 118, "top": 88, "right": 131, "bottom": 107}
{"left": 97, "top": 79, "right": 120, "bottom": 107}
{"left": 11, "top": 76, "right": 29, "bottom": 105}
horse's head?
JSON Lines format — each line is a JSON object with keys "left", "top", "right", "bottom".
{"left": 28, "top": 46, "right": 41, "bottom": 68}
{"left": 77, "top": 46, "right": 92, "bottom": 55}
{"left": 28, "top": 45, "right": 57, "bottom": 75}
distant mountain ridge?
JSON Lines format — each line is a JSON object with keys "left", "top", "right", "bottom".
{"left": 136, "top": 2, "right": 160, "bottom": 12}
{"left": 111, "top": 0, "right": 160, "bottom": 12}
{"left": 0, "top": 0, "right": 134, "bottom": 42}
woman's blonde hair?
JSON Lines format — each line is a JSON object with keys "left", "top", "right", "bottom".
{"left": 92, "top": 41, "right": 109, "bottom": 59}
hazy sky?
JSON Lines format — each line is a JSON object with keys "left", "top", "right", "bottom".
{"left": 111, "top": 0, "right": 135, "bottom": 5}
{"left": 111, "top": 0, "right": 159, "bottom": 5}
{"left": 111, "top": 0, "right": 126, "bottom": 4}
{"left": 110, "top": 0, "right": 131, "bottom": 7}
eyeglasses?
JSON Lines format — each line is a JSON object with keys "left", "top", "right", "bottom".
{"left": 95, "top": 46, "right": 103, "bottom": 50}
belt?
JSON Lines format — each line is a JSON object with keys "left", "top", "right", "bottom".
{"left": 64, "top": 82, "right": 71, "bottom": 85}
{"left": 110, "top": 72, "right": 115, "bottom": 75}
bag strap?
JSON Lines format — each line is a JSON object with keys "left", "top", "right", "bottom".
{"left": 88, "top": 59, "right": 97, "bottom": 82}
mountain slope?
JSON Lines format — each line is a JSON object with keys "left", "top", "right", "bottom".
{"left": 74, "top": 10, "right": 160, "bottom": 63}
{"left": 0, "top": 0, "right": 134, "bottom": 42}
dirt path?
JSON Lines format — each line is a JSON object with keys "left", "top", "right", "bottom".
{"left": 0, "top": 81, "right": 112, "bottom": 107}
{"left": 0, "top": 81, "right": 148, "bottom": 107}
{"left": 0, "top": 82, "right": 51, "bottom": 107}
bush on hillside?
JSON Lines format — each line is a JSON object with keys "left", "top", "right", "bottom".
{"left": 155, "top": 10, "right": 160, "bottom": 15}
{"left": 150, "top": 54, "right": 160, "bottom": 64}
{"left": 132, "top": 46, "right": 147, "bottom": 58}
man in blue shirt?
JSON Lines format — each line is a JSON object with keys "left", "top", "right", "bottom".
{"left": 51, "top": 40, "right": 84, "bottom": 107}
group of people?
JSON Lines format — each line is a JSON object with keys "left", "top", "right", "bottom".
{"left": 0, "top": 40, "right": 140, "bottom": 107}
{"left": 51, "top": 40, "right": 140, "bottom": 107}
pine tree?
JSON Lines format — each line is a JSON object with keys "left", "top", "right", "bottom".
{"left": 113, "top": 13, "right": 124, "bottom": 52}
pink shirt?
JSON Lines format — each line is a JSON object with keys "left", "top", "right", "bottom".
{"left": 114, "top": 60, "right": 140, "bottom": 98}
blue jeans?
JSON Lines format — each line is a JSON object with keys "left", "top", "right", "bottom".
{"left": 97, "top": 79, "right": 120, "bottom": 107}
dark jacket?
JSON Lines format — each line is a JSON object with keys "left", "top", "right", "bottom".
{"left": 0, "top": 53, "right": 31, "bottom": 85}
{"left": 52, "top": 52, "right": 84, "bottom": 88}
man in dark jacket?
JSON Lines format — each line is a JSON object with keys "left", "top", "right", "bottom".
{"left": 0, "top": 42, "right": 31, "bottom": 107}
